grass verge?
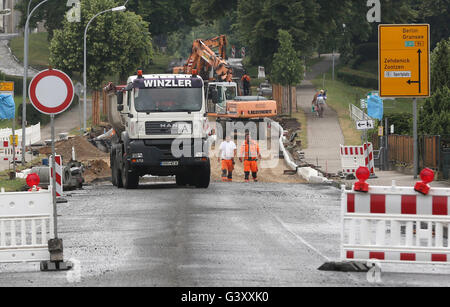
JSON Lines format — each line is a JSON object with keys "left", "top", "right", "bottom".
{"left": 291, "top": 111, "right": 308, "bottom": 148}
{"left": 0, "top": 177, "right": 27, "bottom": 192}
{"left": 0, "top": 155, "right": 46, "bottom": 192}
{"left": 146, "top": 53, "right": 174, "bottom": 74}
{"left": 311, "top": 68, "right": 426, "bottom": 145}
{"left": 9, "top": 32, "right": 50, "bottom": 70}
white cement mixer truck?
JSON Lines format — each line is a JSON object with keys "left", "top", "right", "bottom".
{"left": 105, "top": 71, "right": 211, "bottom": 189}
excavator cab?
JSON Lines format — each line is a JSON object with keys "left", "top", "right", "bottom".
{"left": 206, "top": 82, "right": 238, "bottom": 114}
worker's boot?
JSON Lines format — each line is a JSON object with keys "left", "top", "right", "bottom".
{"left": 222, "top": 169, "right": 228, "bottom": 182}
{"left": 252, "top": 173, "right": 258, "bottom": 182}
{"left": 228, "top": 172, "right": 233, "bottom": 182}
{"left": 244, "top": 172, "right": 250, "bottom": 183}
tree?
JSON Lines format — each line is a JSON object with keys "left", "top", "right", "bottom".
{"left": 190, "top": 0, "right": 238, "bottom": 24}
{"left": 430, "top": 38, "right": 450, "bottom": 93}
{"left": 126, "top": 0, "right": 197, "bottom": 47}
{"left": 271, "top": 29, "right": 304, "bottom": 117}
{"left": 50, "top": 0, "right": 153, "bottom": 89}
{"left": 417, "top": 0, "right": 449, "bottom": 47}
{"left": 419, "top": 38, "right": 450, "bottom": 136}
{"left": 237, "top": 0, "right": 323, "bottom": 69}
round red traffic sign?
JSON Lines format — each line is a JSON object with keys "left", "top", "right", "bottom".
{"left": 29, "top": 69, "right": 74, "bottom": 115}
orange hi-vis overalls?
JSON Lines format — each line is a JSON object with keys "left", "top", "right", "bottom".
{"left": 240, "top": 140, "right": 260, "bottom": 181}
{"left": 222, "top": 159, "right": 234, "bottom": 181}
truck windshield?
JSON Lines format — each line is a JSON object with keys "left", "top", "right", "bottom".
{"left": 134, "top": 88, "right": 203, "bottom": 113}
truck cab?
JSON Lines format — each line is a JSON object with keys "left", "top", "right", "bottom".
{"left": 108, "top": 72, "right": 210, "bottom": 189}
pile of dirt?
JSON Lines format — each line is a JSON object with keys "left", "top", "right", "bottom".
{"left": 39, "top": 136, "right": 109, "bottom": 162}
{"left": 83, "top": 159, "right": 111, "bottom": 183}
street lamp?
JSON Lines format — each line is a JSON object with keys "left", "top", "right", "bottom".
{"left": 22, "top": 0, "right": 49, "bottom": 163}
{"left": 83, "top": 5, "right": 126, "bottom": 132}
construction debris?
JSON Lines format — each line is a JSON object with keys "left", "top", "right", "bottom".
{"left": 39, "top": 135, "right": 109, "bottom": 162}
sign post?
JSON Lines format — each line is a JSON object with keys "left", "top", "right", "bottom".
{"left": 29, "top": 68, "right": 74, "bottom": 271}
{"left": 379, "top": 24, "right": 430, "bottom": 178}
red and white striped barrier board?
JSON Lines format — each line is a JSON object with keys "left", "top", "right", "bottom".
{"left": 340, "top": 143, "right": 375, "bottom": 175}
{"left": 341, "top": 182, "right": 450, "bottom": 264}
{"left": 0, "top": 140, "right": 22, "bottom": 162}
{"left": 49, "top": 155, "right": 63, "bottom": 197}
{"left": 364, "top": 143, "right": 375, "bottom": 175}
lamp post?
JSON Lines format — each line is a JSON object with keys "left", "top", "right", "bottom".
{"left": 22, "top": 0, "right": 49, "bottom": 164}
{"left": 83, "top": 5, "right": 126, "bottom": 132}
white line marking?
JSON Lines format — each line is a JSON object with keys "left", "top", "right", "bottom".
{"left": 269, "top": 212, "right": 331, "bottom": 262}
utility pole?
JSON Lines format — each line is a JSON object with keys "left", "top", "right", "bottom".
{"left": 22, "top": 0, "right": 50, "bottom": 164}
{"left": 413, "top": 98, "right": 418, "bottom": 179}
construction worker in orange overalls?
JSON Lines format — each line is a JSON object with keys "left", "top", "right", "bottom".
{"left": 218, "top": 136, "right": 237, "bottom": 182}
{"left": 239, "top": 133, "right": 262, "bottom": 182}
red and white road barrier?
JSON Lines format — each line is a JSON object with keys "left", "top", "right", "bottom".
{"left": 0, "top": 140, "right": 22, "bottom": 162}
{"left": 340, "top": 143, "right": 375, "bottom": 176}
{"left": 49, "top": 155, "right": 63, "bottom": 197}
{"left": 0, "top": 187, "right": 54, "bottom": 263}
{"left": 341, "top": 168, "right": 450, "bottom": 265}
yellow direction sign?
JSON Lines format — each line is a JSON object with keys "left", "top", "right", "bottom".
{"left": 379, "top": 24, "right": 430, "bottom": 98}
{"left": 0, "top": 81, "right": 14, "bottom": 93}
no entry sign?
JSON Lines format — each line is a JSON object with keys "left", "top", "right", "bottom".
{"left": 29, "top": 69, "right": 74, "bottom": 115}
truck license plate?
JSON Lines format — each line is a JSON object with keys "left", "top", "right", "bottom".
{"left": 161, "top": 161, "right": 179, "bottom": 166}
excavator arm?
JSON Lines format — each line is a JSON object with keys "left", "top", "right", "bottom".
{"left": 174, "top": 36, "right": 233, "bottom": 82}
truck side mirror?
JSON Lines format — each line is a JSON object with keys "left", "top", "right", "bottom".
{"left": 116, "top": 91, "right": 124, "bottom": 105}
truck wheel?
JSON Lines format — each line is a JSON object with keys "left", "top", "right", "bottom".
{"left": 195, "top": 161, "right": 211, "bottom": 189}
{"left": 111, "top": 150, "right": 123, "bottom": 188}
{"left": 122, "top": 162, "right": 138, "bottom": 189}
{"left": 111, "top": 161, "right": 117, "bottom": 187}
{"left": 111, "top": 149, "right": 117, "bottom": 186}
{"left": 116, "top": 166, "right": 123, "bottom": 188}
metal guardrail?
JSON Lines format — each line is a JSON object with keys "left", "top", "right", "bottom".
{"left": 349, "top": 104, "right": 373, "bottom": 122}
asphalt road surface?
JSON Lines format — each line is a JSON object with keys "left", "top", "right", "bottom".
{"left": 2, "top": 181, "right": 450, "bottom": 287}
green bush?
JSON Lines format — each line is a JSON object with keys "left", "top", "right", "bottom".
{"left": 17, "top": 103, "right": 50, "bottom": 126}
{"left": 354, "top": 43, "right": 378, "bottom": 61}
{"left": 337, "top": 67, "right": 378, "bottom": 89}
{"left": 385, "top": 113, "right": 413, "bottom": 135}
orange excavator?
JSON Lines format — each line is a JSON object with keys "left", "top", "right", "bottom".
{"left": 174, "top": 35, "right": 277, "bottom": 139}
{"left": 173, "top": 35, "right": 232, "bottom": 82}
